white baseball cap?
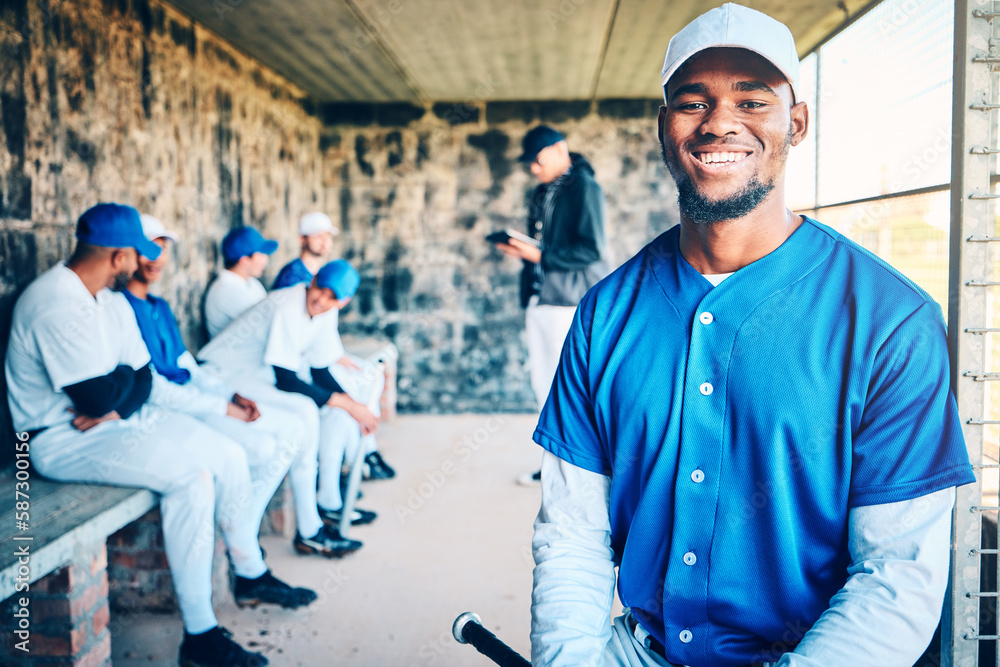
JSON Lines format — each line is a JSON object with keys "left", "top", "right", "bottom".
{"left": 139, "top": 214, "right": 179, "bottom": 243}
{"left": 660, "top": 3, "right": 800, "bottom": 102}
{"left": 299, "top": 212, "right": 340, "bottom": 237}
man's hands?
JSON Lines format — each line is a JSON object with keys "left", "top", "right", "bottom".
{"left": 496, "top": 238, "right": 542, "bottom": 264}
{"left": 227, "top": 393, "right": 261, "bottom": 422}
{"left": 70, "top": 409, "right": 121, "bottom": 432}
{"left": 328, "top": 393, "right": 379, "bottom": 436}
{"left": 336, "top": 356, "right": 362, "bottom": 371}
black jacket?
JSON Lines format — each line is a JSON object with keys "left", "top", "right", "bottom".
{"left": 520, "top": 153, "right": 610, "bottom": 308}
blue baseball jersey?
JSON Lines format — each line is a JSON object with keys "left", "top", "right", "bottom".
{"left": 123, "top": 290, "right": 191, "bottom": 385}
{"left": 534, "top": 217, "right": 975, "bottom": 666}
{"left": 273, "top": 257, "right": 313, "bottom": 289}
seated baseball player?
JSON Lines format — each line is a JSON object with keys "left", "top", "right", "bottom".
{"left": 4, "top": 204, "right": 277, "bottom": 667}
{"left": 203, "top": 225, "right": 276, "bottom": 338}
{"left": 123, "top": 213, "right": 322, "bottom": 607}
{"left": 197, "top": 260, "right": 381, "bottom": 557}
{"left": 273, "top": 211, "right": 396, "bottom": 481}
{"left": 272, "top": 211, "right": 338, "bottom": 290}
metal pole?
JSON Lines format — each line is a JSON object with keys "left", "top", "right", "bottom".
{"left": 944, "top": 0, "right": 992, "bottom": 664}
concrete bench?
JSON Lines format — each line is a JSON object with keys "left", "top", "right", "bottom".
{"left": 0, "top": 467, "right": 157, "bottom": 666}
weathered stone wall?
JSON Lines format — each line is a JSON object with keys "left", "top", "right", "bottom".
{"left": 0, "top": 0, "right": 324, "bottom": 445}
{"left": 321, "top": 99, "right": 680, "bottom": 413}
{"left": 0, "top": 0, "right": 681, "bottom": 440}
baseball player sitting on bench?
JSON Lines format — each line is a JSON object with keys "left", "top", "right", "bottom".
{"left": 197, "top": 260, "right": 380, "bottom": 558}
{"left": 272, "top": 212, "right": 396, "bottom": 482}
{"left": 123, "top": 212, "right": 326, "bottom": 605}
{"left": 203, "top": 225, "right": 277, "bottom": 338}
{"left": 4, "top": 204, "right": 286, "bottom": 667}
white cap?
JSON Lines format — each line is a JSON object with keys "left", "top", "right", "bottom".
{"left": 139, "top": 214, "right": 179, "bottom": 243}
{"left": 299, "top": 212, "right": 340, "bottom": 237}
{"left": 660, "top": 3, "right": 799, "bottom": 102}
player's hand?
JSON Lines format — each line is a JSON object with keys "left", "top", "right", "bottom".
{"left": 69, "top": 410, "right": 121, "bottom": 432}
{"left": 336, "top": 356, "right": 362, "bottom": 372}
{"left": 346, "top": 402, "right": 380, "bottom": 436}
{"left": 497, "top": 238, "right": 542, "bottom": 264}
{"left": 231, "top": 393, "right": 261, "bottom": 421}
{"left": 226, "top": 401, "right": 253, "bottom": 422}
{"left": 327, "top": 394, "right": 379, "bottom": 435}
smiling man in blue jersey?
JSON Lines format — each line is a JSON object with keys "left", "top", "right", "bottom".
{"left": 528, "top": 4, "right": 976, "bottom": 667}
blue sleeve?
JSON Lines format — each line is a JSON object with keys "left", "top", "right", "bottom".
{"left": 273, "top": 260, "right": 311, "bottom": 289}
{"left": 63, "top": 363, "right": 152, "bottom": 419}
{"left": 126, "top": 294, "right": 191, "bottom": 384}
{"left": 273, "top": 365, "right": 332, "bottom": 407}
{"left": 63, "top": 365, "right": 136, "bottom": 417}
{"left": 849, "top": 301, "right": 976, "bottom": 506}
{"left": 115, "top": 364, "right": 153, "bottom": 419}
{"left": 532, "top": 302, "right": 611, "bottom": 475}
{"left": 154, "top": 300, "right": 193, "bottom": 384}
{"left": 310, "top": 367, "right": 345, "bottom": 395}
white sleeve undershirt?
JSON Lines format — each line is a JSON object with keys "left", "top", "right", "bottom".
{"left": 531, "top": 450, "right": 955, "bottom": 667}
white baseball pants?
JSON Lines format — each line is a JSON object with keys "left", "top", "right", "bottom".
{"left": 525, "top": 298, "right": 577, "bottom": 406}
{"left": 29, "top": 406, "right": 260, "bottom": 635}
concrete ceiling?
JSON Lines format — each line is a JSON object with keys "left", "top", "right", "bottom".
{"left": 168, "top": 0, "right": 874, "bottom": 103}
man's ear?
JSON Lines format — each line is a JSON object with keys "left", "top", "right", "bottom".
{"left": 109, "top": 248, "right": 129, "bottom": 270}
{"left": 658, "top": 105, "right": 667, "bottom": 146}
{"left": 789, "top": 101, "right": 809, "bottom": 147}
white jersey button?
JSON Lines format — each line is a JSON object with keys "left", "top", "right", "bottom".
{"left": 683, "top": 551, "right": 697, "bottom": 566}
{"left": 679, "top": 629, "right": 693, "bottom": 644}
{"left": 700, "top": 382, "right": 713, "bottom": 396}
{"left": 699, "top": 312, "right": 714, "bottom": 325}
{"left": 691, "top": 469, "right": 705, "bottom": 483}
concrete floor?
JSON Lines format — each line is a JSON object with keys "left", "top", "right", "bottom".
{"left": 111, "top": 414, "right": 544, "bottom": 666}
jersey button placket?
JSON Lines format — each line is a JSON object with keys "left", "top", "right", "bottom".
{"left": 670, "top": 299, "right": 723, "bottom": 662}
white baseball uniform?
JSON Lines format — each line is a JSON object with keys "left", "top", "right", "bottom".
{"left": 4, "top": 263, "right": 263, "bottom": 634}
{"left": 203, "top": 269, "right": 267, "bottom": 338}
{"left": 319, "top": 307, "right": 384, "bottom": 463}
{"left": 148, "top": 349, "right": 309, "bottom": 556}
{"left": 197, "top": 284, "right": 358, "bottom": 532}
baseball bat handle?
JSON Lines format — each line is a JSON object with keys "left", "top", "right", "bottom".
{"left": 452, "top": 612, "right": 531, "bottom": 667}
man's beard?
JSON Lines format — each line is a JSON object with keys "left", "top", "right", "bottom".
{"left": 110, "top": 271, "right": 132, "bottom": 292}
{"left": 660, "top": 130, "right": 790, "bottom": 225}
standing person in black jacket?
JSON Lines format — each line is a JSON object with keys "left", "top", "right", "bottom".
{"left": 495, "top": 125, "right": 610, "bottom": 485}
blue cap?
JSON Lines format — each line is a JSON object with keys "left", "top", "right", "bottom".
{"left": 221, "top": 226, "right": 279, "bottom": 263}
{"left": 518, "top": 125, "right": 565, "bottom": 162}
{"left": 315, "top": 260, "right": 360, "bottom": 299}
{"left": 76, "top": 203, "right": 162, "bottom": 260}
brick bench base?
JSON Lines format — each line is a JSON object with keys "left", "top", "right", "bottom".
{"left": 1, "top": 542, "right": 111, "bottom": 666}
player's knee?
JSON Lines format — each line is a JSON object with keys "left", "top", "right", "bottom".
{"left": 245, "top": 433, "right": 278, "bottom": 466}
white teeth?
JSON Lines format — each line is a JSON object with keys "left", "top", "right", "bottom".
{"left": 697, "top": 152, "right": 748, "bottom": 164}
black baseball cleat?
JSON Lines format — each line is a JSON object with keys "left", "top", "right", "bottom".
{"left": 234, "top": 570, "right": 317, "bottom": 609}
{"left": 363, "top": 451, "right": 396, "bottom": 480}
{"left": 317, "top": 504, "right": 378, "bottom": 527}
{"left": 179, "top": 626, "right": 267, "bottom": 667}
{"left": 293, "top": 524, "right": 363, "bottom": 558}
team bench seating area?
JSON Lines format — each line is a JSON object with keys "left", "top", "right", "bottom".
{"left": 0, "top": 466, "right": 157, "bottom": 666}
